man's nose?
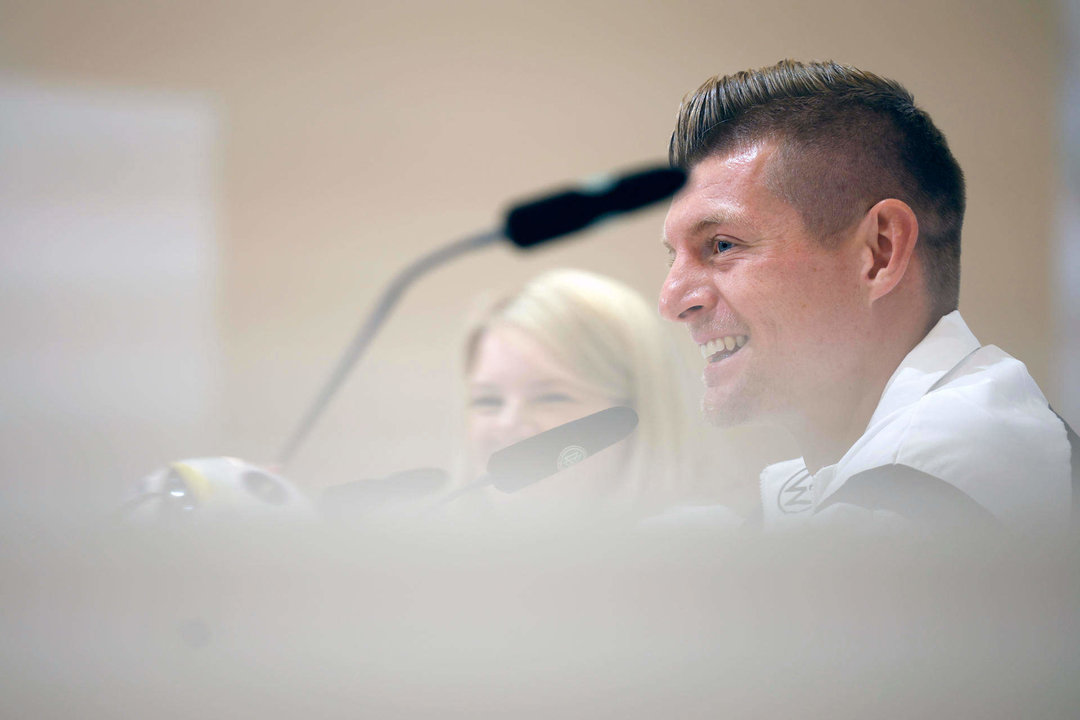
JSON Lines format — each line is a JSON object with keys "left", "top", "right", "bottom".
{"left": 659, "top": 260, "right": 716, "bottom": 323}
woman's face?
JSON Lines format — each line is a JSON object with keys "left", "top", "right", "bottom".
{"left": 466, "top": 325, "right": 617, "bottom": 474}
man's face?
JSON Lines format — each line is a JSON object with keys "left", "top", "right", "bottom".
{"left": 660, "top": 143, "right": 869, "bottom": 426}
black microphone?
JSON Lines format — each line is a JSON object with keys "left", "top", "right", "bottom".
{"left": 488, "top": 406, "right": 639, "bottom": 493}
{"left": 503, "top": 167, "right": 686, "bottom": 248}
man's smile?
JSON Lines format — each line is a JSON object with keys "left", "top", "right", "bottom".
{"left": 699, "top": 334, "right": 748, "bottom": 362}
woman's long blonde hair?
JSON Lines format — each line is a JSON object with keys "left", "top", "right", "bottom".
{"left": 464, "top": 269, "right": 690, "bottom": 511}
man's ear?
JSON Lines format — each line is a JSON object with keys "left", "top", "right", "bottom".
{"left": 860, "top": 198, "right": 919, "bottom": 303}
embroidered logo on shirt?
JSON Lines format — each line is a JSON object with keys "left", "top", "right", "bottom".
{"left": 778, "top": 470, "right": 813, "bottom": 514}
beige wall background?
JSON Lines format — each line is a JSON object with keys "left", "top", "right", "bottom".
{"left": 0, "top": 0, "right": 1069, "bottom": 505}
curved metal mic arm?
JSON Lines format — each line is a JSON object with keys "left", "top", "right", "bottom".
{"left": 276, "top": 228, "right": 503, "bottom": 467}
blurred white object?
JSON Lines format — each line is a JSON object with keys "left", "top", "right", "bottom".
{"left": 0, "top": 79, "right": 222, "bottom": 512}
{"left": 123, "top": 457, "right": 315, "bottom": 522}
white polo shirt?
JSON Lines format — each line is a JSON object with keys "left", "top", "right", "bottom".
{"left": 761, "top": 311, "right": 1072, "bottom": 533}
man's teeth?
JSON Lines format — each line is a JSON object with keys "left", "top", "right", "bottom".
{"left": 699, "top": 335, "right": 748, "bottom": 359}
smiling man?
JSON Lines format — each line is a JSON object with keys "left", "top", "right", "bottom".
{"left": 660, "top": 60, "right": 1074, "bottom": 533}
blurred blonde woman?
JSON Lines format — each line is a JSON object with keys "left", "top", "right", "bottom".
{"left": 458, "top": 269, "right": 691, "bottom": 519}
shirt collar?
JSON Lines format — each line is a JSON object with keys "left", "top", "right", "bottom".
{"left": 808, "top": 312, "right": 980, "bottom": 507}
{"left": 863, "top": 311, "right": 981, "bottom": 430}
{"left": 760, "top": 312, "right": 983, "bottom": 512}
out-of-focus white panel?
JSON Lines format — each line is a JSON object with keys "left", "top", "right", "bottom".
{"left": 0, "top": 78, "right": 221, "bottom": 507}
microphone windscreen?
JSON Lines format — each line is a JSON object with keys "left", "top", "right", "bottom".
{"left": 488, "top": 406, "right": 639, "bottom": 493}
{"left": 503, "top": 166, "right": 685, "bottom": 248}
{"left": 604, "top": 167, "right": 688, "bottom": 213}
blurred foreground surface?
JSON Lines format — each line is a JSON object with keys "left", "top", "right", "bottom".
{"left": 2, "top": 511, "right": 1078, "bottom": 719}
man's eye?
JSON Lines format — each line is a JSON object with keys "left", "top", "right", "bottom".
{"left": 469, "top": 396, "right": 502, "bottom": 410}
{"left": 713, "top": 238, "right": 735, "bottom": 254}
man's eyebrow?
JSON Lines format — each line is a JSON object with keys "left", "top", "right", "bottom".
{"left": 692, "top": 211, "right": 742, "bottom": 234}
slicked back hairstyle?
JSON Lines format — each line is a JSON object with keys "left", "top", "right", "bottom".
{"left": 670, "top": 59, "right": 966, "bottom": 320}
